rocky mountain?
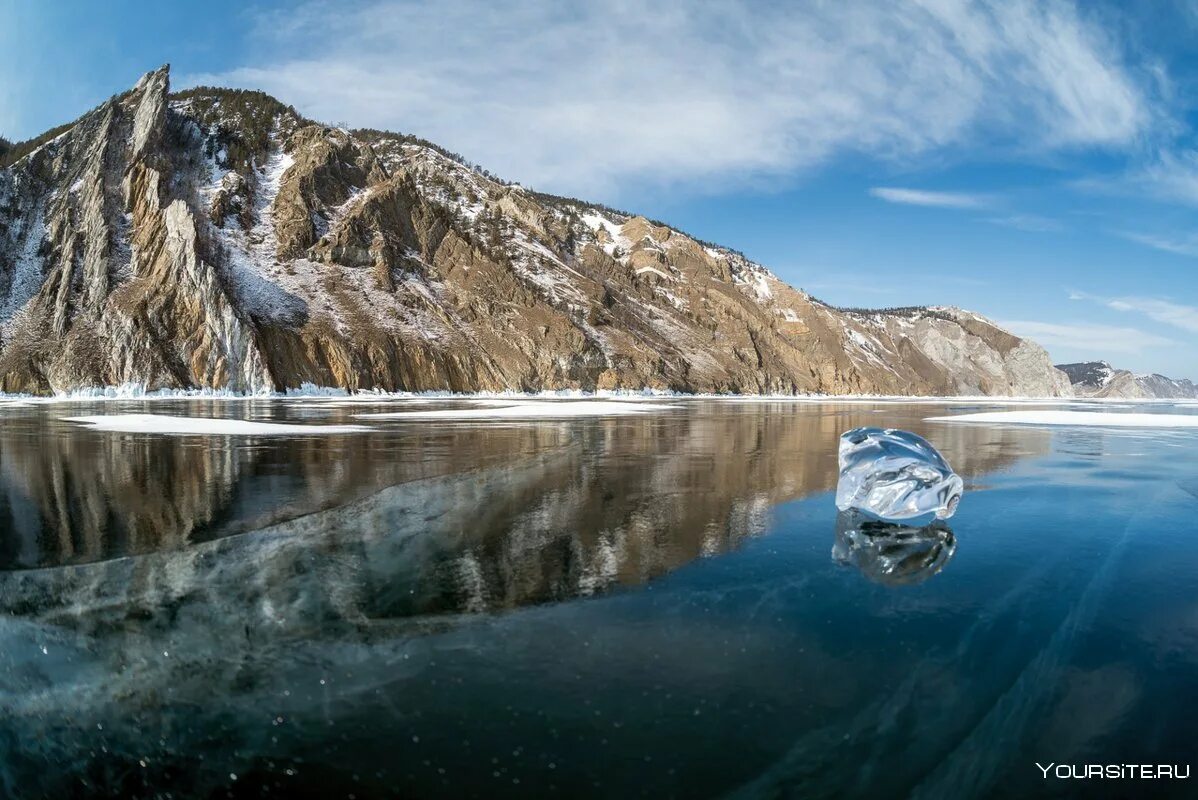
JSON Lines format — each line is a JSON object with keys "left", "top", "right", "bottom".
{"left": 1057, "top": 361, "right": 1198, "bottom": 399}
{"left": 0, "top": 66, "right": 1073, "bottom": 396}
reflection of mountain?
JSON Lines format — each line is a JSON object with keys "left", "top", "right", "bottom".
{"left": 0, "top": 409, "right": 570, "bottom": 569}
{"left": 0, "top": 404, "right": 1053, "bottom": 798}
{"left": 0, "top": 403, "right": 1049, "bottom": 610}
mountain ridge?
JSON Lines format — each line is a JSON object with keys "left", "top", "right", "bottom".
{"left": 0, "top": 66, "right": 1074, "bottom": 396}
{"left": 1056, "top": 361, "right": 1198, "bottom": 399}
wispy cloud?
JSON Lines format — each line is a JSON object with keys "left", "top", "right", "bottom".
{"left": 1117, "top": 150, "right": 1198, "bottom": 206}
{"left": 1108, "top": 298, "right": 1198, "bottom": 334}
{"left": 984, "top": 214, "right": 1064, "bottom": 233}
{"left": 1074, "top": 148, "right": 1198, "bottom": 211}
{"left": 1107, "top": 297, "right": 1198, "bottom": 332}
{"left": 1000, "top": 320, "right": 1177, "bottom": 355}
{"left": 868, "top": 187, "right": 990, "bottom": 209}
{"left": 182, "top": 0, "right": 1155, "bottom": 197}
{"left": 1071, "top": 289, "right": 1198, "bottom": 333}
{"left": 869, "top": 192, "right": 1065, "bottom": 231}
{"left": 1117, "top": 230, "right": 1198, "bottom": 257}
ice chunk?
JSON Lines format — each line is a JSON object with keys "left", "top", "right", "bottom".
{"left": 835, "top": 427, "right": 962, "bottom": 521}
{"left": 833, "top": 509, "right": 956, "bottom": 586}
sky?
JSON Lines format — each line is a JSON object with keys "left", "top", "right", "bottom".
{"left": 2, "top": 0, "right": 1198, "bottom": 378}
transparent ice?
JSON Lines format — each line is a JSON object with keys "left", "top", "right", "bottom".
{"left": 835, "top": 427, "right": 963, "bottom": 522}
{"left": 832, "top": 509, "right": 956, "bottom": 586}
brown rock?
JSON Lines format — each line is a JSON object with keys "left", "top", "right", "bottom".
{"left": 0, "top": 66, "right": 1075, "bottom": 397}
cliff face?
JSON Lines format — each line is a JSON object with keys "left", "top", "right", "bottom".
{"left": 0, "top": 68, "right": 270, "bottom": 394}
{"left": 1057, "top": 361, "right": 1198, "bottom": 399}
{"left": 0, "top": 66, "right": 1072, "bottom": 396}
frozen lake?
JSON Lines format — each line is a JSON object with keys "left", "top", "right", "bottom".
{"left": 1, "top": 396, "right": 1196, "bottom": 798}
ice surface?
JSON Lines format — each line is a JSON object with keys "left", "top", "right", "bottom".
{"left": 357, "top": 400, "right": 676, "bottom": 420}
{"left": 62, "top": 414, "right": 369, "bottom": 435}
{"left": 832, "top": 509, "right": 956, "bottom": 586}
{"left": 835, "top": 427, "right": 963, "bottom": 521}
{"left": 927, "top": 410, "right": 1198, "bottom": 428}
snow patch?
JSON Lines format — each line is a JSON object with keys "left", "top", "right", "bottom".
{"left": 926, "top": 410, "right": 1198, "bottom": 428}
{"left": 580, "top": 211, "right": 631, "bottom": 259}
{"left": 357, "top": 399, "right": 677, "bottom": 420}
{"left": 63, "top": 414, "right": 369, "bottom": 435}
{"left": 211, "top": 147, "right": 307, "bottom": 324}
{"left": 0, "top": 204, "right": 46, "bottom": 324}
{"left": 635, "top": 266, "right": 672, "bottom": 281}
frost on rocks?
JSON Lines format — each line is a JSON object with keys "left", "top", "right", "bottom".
{"left": 832, "top": 509, "right": 956, "bottom": 586}
{"left": 835, "top": 427, "right": 963, "bottom": 522}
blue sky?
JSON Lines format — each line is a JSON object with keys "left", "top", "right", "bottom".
{"left": 3, "top": 0, "right": 1198, "bottom": 378}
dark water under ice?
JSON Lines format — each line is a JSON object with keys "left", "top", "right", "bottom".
{"left": 1, "top": 397, "right": 1197, "bottom": 799}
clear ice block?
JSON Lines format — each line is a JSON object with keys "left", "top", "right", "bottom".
{"left": 832, "top": 509, "right": 957, "bottom": 586}
{"left": 835, "top": 427, "right": 962, "bottom": 522}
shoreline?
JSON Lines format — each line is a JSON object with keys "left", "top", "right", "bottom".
{"left": 0, "top": 383, "right": 1192, "bottom": 405}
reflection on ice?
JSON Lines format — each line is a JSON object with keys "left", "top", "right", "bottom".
{"left": 0, "top": 399, "right": 1052, "bottom": 796}
{"left": 832, "top": 509, "right": 957, "bottom": 586}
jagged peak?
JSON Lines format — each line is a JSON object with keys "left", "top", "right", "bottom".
{"left": 134, "top": 64, "right": 171, "bottom": 91}
{"left": 131, "top": 66, "right": 170, "bottom": 159}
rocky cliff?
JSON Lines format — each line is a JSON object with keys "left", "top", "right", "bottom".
{"left": 0, "top": 66, "right": 1073, "bottom": 396}
{"left": 1057, "top": 361, "right": 1198, "bottom": 399}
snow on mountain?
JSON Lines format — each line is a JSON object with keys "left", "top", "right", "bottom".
{"left": 1056, "top": 361, "right": 1198, "bottom": 399}
{"left": 0, "top": 65, "right": 1072, "bottom": 396}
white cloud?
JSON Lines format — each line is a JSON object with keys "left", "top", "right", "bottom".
{"left": 869, "top": 187, "right": 989, "bottom": 209}
{"left": 181, "top": 0, "right": 1153, "bottom": 197}
{"left": 1118, "top": 150, "right": 1198, "bottom": 206}
{"left": 1071, "top": 290, "right": 1198, "bottom": 332}
{"left": 1075, "top": 148, "right": 1198, "bottom": 210}
{"left": 868, "top": 193, "right": 1066, "bottom": 229}
{"left": 1118, "top": 230, "right": 1198, "bottom": 257}
{"left": 999, "top": 320, "right": 1176, "bottom": 355}
{"left": 1107, "top": 297, "right": 1198, "bottom": 333}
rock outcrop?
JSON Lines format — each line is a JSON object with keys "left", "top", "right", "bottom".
{"left": 0, "top": 66, "right": 1074, "bottom": 396}
{"left": 0, "top": 66, "right": 270, "bottom": 393}
{"left": 1057, "top": 360, "right": 1198, "bottom": 399}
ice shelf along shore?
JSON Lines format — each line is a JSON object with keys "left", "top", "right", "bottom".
{"left": 356, "top": 400, "right": 677, "bottom": 419}
{"left": 62, "top": 415, "right": 370, "bottom": 435}
{"left": 0, "top": 384, "right": 1185, "bottom": 405}
{"left": 926, "top": 410, "right": 1198, "bottom": 428}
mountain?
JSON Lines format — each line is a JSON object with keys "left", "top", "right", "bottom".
{"left": 0, "top": 66, "right": 1073, "bottom": 396}
{"left": 1057, "top": 361, "right": 1198, "bottom": 399}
